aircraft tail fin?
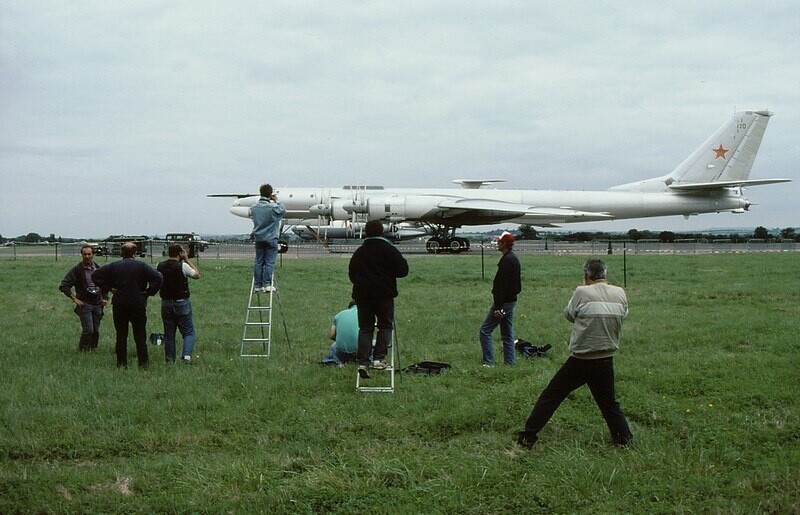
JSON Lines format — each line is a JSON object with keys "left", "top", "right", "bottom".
{"left": 667, "top": 110, "right": 772, "bottom": 185}
{"left": 610, "top": 110, "right": 784, "bottom": 193}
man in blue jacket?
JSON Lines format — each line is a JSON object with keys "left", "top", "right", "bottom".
{"left": 92, "top": 242, "right": 162, "bottom": 368}
{"left": 349, "top": 220, "right": 409, "bottom": 379}
{"left": 250, "top": 183, "right": 286, "bottom": 293}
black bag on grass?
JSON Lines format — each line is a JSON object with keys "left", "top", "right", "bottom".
{"left": 402, "top": 361, "right": 451, "bottom": 375}
{"left": 515, "top": 339, "right": 552, "bottom": 358}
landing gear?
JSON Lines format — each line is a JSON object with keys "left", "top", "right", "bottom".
{"left": 425, "top": 236, "right": 470, "bottom": 254}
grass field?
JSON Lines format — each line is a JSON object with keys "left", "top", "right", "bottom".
{"left": 1, "top": 253, "right": 798, "bottom": 513}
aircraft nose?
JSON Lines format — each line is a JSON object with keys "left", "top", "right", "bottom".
{"left": 230, "top": 206, "right": 251, "bottom": 218}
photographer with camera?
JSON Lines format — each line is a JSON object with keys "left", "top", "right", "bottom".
{"left": 479, "top": 232, "right": 521, "bottom": 366}
{"left": 59, "top": 244, "right": 109, "bottom": 352}
{"left": 157, "top": 244, "right": 201, "bottom": 365}
{"left": 250, "top": 183, "right": 286, "bottom": 293}
{"left": 517, "top": 258, "right": 633, "bottom": 448}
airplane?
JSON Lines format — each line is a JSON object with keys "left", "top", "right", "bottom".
{"left": 211, "top": 110, "right": 790, "bottom": 253}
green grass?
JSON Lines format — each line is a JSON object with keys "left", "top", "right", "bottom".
{"left": 1, "top": 253, "right": 799, "bottom": 513}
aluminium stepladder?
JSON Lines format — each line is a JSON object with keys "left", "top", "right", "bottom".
{"left": 241, "top": 275, "right": 289, "bottom": 358}
{"left": 356, "top": 329, "right": 396, "bottom": 393}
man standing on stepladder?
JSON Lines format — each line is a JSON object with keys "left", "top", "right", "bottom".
{"left": 250, "top": 183, "right": 286, "bottom": 293}
{"left": 349, "top": 220, "right": 409, "bottom": 379}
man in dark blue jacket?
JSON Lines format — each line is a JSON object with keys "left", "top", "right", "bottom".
{"left": 92, "top": 242, "right": 162, "bottom": 368}
{"left": 349, "top": 220, "right": 409, "bottom": 379}
{"left": 479, "top": 232, "right": 521, "bottom": 366}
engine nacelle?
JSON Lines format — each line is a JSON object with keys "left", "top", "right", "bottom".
{"left": 386, "top": 195, "right": 436, "bottom": 221}
{"left": 309, "top": 203, "right": 332, "bottom": 217}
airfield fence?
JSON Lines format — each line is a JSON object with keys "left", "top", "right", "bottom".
{"left": 2, "top": 239, "right": 798, "bottom": 262}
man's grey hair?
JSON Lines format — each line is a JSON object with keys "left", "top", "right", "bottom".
{"left": 583, "top": 258, "right": 607, "bottom": 281}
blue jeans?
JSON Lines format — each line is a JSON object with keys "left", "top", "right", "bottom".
{"left": 253, "top": 240, "right": 279, "bottom": 288}
{"left": 479, "top": 301, "right": 516, "bottom": 365}
{"left": 520, "top": 356, "right": 633, "bottom": 445}
{"left": 75, "top": 302, "right": 104, "bottom": 351}
{"left": 161, "top": 299, "right": 196, "bottom": 362}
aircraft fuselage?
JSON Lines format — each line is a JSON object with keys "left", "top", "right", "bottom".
{"left": 230, "top": 186, "right": 747, "bottom": 227}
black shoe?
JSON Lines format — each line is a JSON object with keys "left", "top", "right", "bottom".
{"left": 516, "top": 431, "right": 537, "bottom": 449}
{"left": 358, "top": 366, "right": 370, "bottom": 379}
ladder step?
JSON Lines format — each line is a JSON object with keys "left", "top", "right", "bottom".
{"left": 242, "top": 276, "right": 278, "bottom": 359}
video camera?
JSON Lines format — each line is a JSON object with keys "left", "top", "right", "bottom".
{"left": 515, "top": 339, "right": 552, "bottom": 358}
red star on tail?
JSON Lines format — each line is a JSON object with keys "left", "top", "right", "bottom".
{"left": 713, "top": 144, "right": 729, "bottom": 159}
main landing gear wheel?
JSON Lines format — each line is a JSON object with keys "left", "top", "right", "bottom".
{"left": 426, "top": 237, "right": 470, "bottom": 254}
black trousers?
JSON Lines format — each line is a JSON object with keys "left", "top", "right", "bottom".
{"left": 356, "top": 297, "right": 393, "bottom": 367}
{"left": 112, "top": 304, "right": 148, "bottom": 368}
{"left": 522, "top": 356, "right": 632, "bottom": 445}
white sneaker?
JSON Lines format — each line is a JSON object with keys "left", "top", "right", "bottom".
{"left": 263, "top": 285, "right": 276, "bottom": 292}
{"left": 372, "top": 360, "right": 388, "bottom": 370}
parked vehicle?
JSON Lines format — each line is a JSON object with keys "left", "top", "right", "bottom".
{"left": 102, "top": 235, "right": 150, "bottom": 257}
{"left": 163, "top": 233, "right": 208, "bottom": 258}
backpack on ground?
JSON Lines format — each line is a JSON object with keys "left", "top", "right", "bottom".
{"left": 402, "top": 361, "right": 451, "bottom": 375}
{"left": 515, "top": 339, "right": 552, "bottom": 358}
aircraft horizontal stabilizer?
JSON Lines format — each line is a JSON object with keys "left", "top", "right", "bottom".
{"left": 668, "top": 178, "right": 791, "bottom": 191}
{"left": 207, "top": 193, "right": 257, "bottom": 199}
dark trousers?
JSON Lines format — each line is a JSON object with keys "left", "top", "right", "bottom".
{"left": 112, "top": 304, "right": 148, "bottom": 368}
{"left": 356, "top": 298, "right": 394, "bottom": 367}
{"left": 522, "top": 356, "right": 632, "bottom": 445}
{"left": 75, "top": 302, "right": 103, "bottom": 351}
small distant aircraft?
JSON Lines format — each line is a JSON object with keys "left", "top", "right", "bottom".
{"left": 211, "top": 110, "right": 789, "bottom": 253}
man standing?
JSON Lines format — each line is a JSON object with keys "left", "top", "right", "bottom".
{"left": 479, "top": 232, "right": 521, "bottom": 366}
{"left": 92, "top": 242, "right": 162, "bottom": 368}
{"left": 250, "top": 183, "right": 286, "bottom": 293}
{"left": 59, "top": 244, "right": 108, "bottom": 351}
{"left": 517, "top": 258, "right": 633, "bottom": 448}
{"left": 157, "top": 244, "right": 201, "bottom": 365}
{"left": 349, "top": 220, "right": 408, "bottom": 379}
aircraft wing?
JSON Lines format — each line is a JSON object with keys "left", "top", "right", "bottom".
{"left": 668, "top": 178, "right": 791, "bottom": 191}
{"left": 207, "top": 193, "right": 257, "bottom": 198}
{"left": 438, "top": 198, "right": 613, "bottom": 219}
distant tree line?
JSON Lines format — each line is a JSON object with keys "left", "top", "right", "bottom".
{"left": 3, "top": 226, "right": 799, "bottom": 245}
{"left": 513, "top": 225, "right": 800, "bottom": 243}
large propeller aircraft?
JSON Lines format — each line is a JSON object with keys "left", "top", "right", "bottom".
{"left": 211, "top": 110, "right": 789, "bottom": 253}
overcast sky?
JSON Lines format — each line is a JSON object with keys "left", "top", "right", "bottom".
{"left": 1, "top": 1, "right": 798, "bottom": 239}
